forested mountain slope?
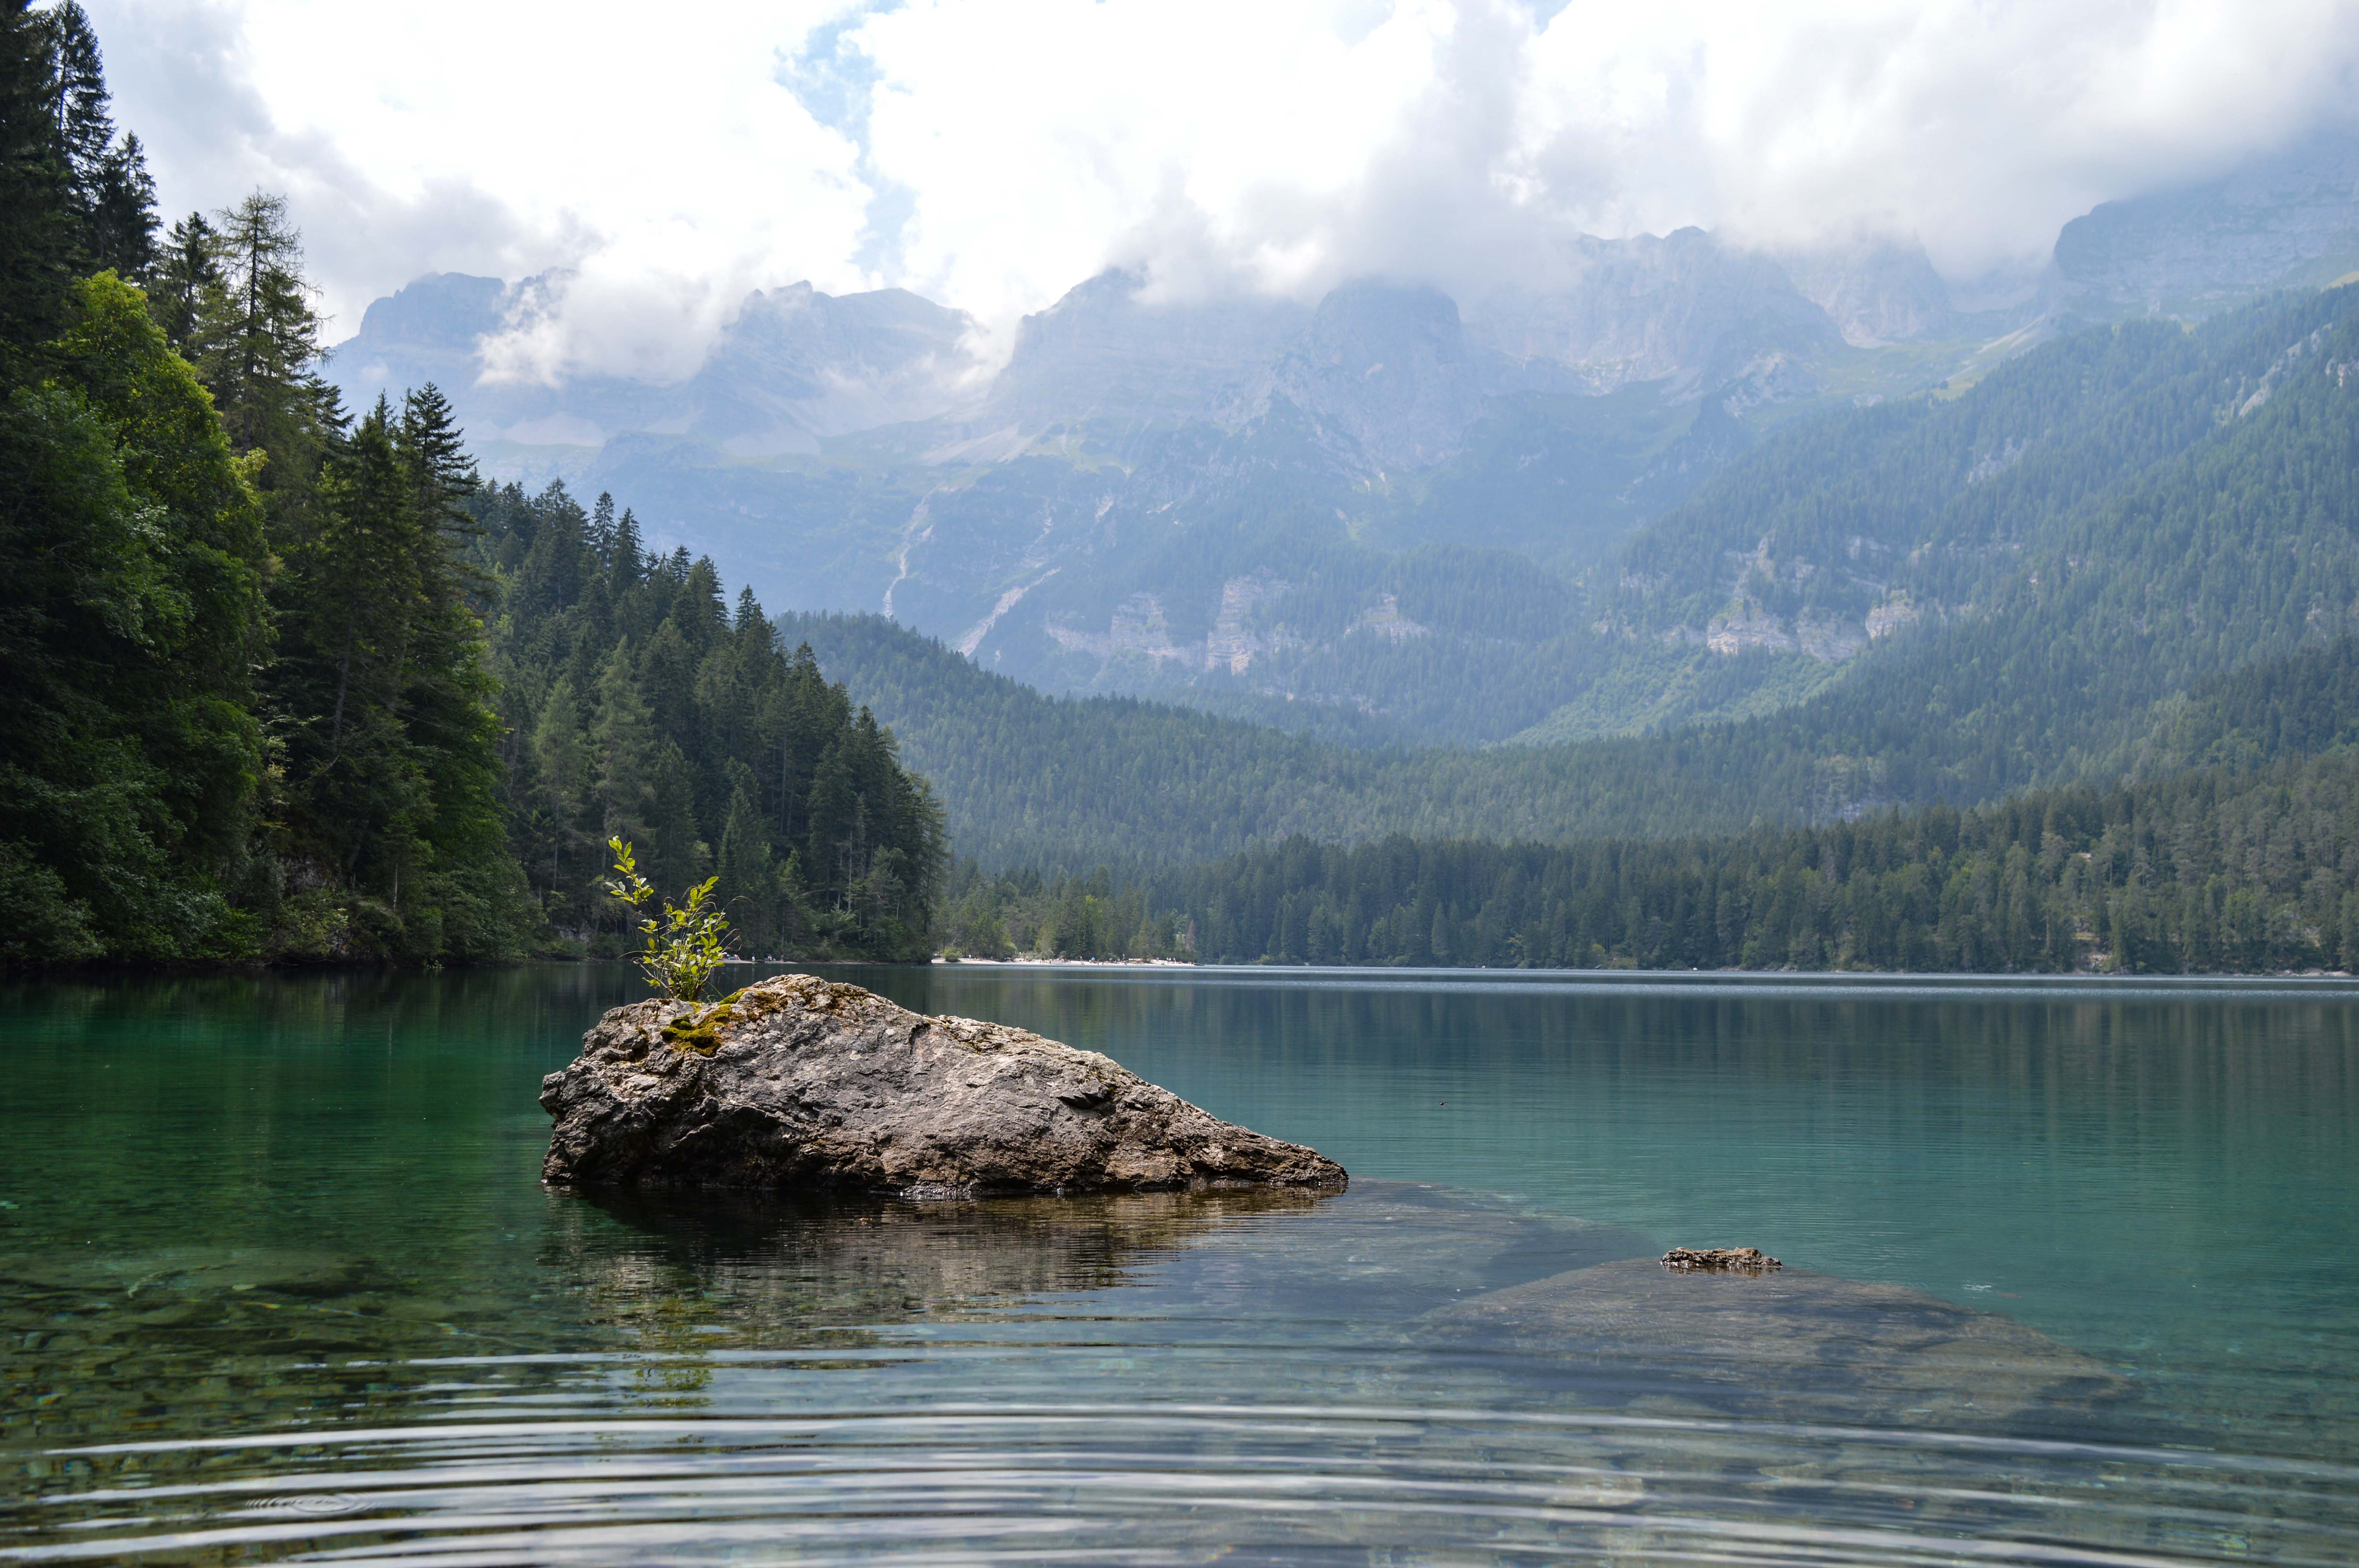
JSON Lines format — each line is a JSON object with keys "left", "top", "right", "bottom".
{"left": 466, "top": 486, "right": 945, "bottom": 961}
{"left": 780, "top": 610, "right": 1796, "bottom": 873}
{"left": 1144, "top": 633, "right": 2359, "bottom": 971}
{"left": 1607, "top": 286, "right": 2359, "bottom": 815}
{"left": 1509, "top": 284, "right": 2359, "bottom": 742}
{"left": 953, "top": 278, "right": 2359, "bottom": 752}
{"left": 788, "top": 289, "right": 2359, "bottom": 873}
{"left": 932, "top": 635, "right": 2359, "bottom": 971}
{"left": 794, "top": 283, "right": 2359, "bottom": 763}
{"left": 1153, "top": 743, "right": 2359, "bottom": 974}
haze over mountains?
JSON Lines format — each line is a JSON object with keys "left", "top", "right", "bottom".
{"left": 328, "top": 130, "right": 2359, "bottom": 755}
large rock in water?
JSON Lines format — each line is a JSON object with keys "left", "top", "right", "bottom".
{"left": 540, "top": 975, "right": 1347, "bottom": 1196}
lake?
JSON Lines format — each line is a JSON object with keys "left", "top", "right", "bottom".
{"left": 3, "top": 963, "right": 2356, "bottom": 1564}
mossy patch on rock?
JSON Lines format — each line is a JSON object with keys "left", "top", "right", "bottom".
{"left": 660, "top": 1001, "right": 736, "bottom": 1056}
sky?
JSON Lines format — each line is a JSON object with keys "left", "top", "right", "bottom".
{"left": 85, "top": 0, "right": 2359, "bottom": 383}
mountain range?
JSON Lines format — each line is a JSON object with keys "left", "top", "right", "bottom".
{"left": 770, "top": 276, "right": 2359, "bottom": 873}
{"left": 331, "top": 130, "right": 2359, "bottom": 757}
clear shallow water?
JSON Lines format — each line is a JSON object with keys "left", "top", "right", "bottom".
{"left": 2, "top": 963, "right": 2357, "bottom": 1564}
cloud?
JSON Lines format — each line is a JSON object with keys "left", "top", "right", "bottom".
{"left": 849, "top": 0, "right": 2359, "bottom": 308}
{"left": 86, "top": 0, "right": 877, "bottom": 376}
{"left": 82, "top": 0, "right": 2359, "bottom": 379}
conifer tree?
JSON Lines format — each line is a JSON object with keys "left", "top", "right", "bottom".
{"left": 530, "top": 676, "right": 594, "bottom": 899}
{"left": 593, "top": 641, "right": 659, "bottom": 865}
{"left": 194, "top": 191, "right": 326, "bottom": 473}
{"left": 0, "top": 1, "right": 79, "bottom": 362}
{"left": 715, "top": 780, "right": 775, "bottom": 955}
{"left": 589, "top": 490, "right": 615, "bottom": 560}
{"left": 85, "top": 130, "right": 153, "bottom": 276}
{"left": 35, "top": 4, "right": 105, "bottom": 171}
{"left": 29, "top": 6, "right": 153, "bottom": 280}
{"left": 274, "top": 399, "right": 419, "bottom": 880}
{"left": 610, "top": 506, "right": 644, "bottom": 588}
{"left": 398, "top": 384, "right": 475, "bottom": 530}
{"left": 382, "top": 387, "right": 513, "bottom": 950}
{"left": 148, "top": 211, "right": 217, "bottom": 349}
{"left": 805, "top": 741, "right": 856, "bottom": 891}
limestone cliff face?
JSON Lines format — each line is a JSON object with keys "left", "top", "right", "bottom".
{"left": 1771, "top": 241, "right": 1957, "bottom": 347}
{"left": 1044, "top": 574, "right": 1299, "bottom": 675}
{"left": 985, "top": 268, "right": 1310, "bottom": 430}
{"left": 2052, "top": 130, "right": 2359, "bottom": 315}
{"left": 1465, "top": 230, "right": 1846, "bottom": 394}
{"left": 1705, "top": 601, "right": 1869, "bottom": 662}
{"left": 1261, "top": 281, "right": 1489, "bottom": 473}
{"left": 540, "top": 975, "right": 1348, "bottom": 1197}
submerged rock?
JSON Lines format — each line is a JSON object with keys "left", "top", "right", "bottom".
{"left": 1417, "top": 1256, "right": 2134, "bottom": 1425}
{"left": 1661, "top": 1246, "right": 1780, "bottom": 1272}
{"left": 539, "top": 975, "right": 1348, "bottom": 1197}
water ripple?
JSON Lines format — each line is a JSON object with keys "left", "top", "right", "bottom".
{"left": 14, "top": 1400, "right": 2357, "bottom": 1566}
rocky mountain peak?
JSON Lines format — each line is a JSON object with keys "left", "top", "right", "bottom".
{"left": 1263, "top": 280, "right": 1487, "bottom": 473}
{"left": 1771, "top": 241, "right": 1956, "bottom": 347}
{"left": 985, "top": 267, "right": 1310, "bottom": 430}
{"left": 686, "top": 283, "right": 978, "bottom": 456}
{"left": 349, "top": 271, "right": 509, "bottom": 350}
{"left": 1465, "top": 229, "right": 1843, "bottom": 395}
{"left": 327, "top": 276, "right": 978, "bottom": 457}
{"left": 2052, "top": 128, "right": 2359, "bottom": 315}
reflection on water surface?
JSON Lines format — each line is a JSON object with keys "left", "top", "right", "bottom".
{"left": 2, "top": 964, "right": 2356, "bottom": 1563}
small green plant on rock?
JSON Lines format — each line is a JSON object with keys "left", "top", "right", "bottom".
{"left": 608, "top": 838, "right": 731, "bottom": 1002}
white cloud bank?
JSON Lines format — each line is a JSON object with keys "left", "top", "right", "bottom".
{"left": 84, "top": 0, "right": 2359, "bottom": 381}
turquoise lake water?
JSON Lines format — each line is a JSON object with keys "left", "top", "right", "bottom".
{"left": 3, "top": 963, "right": 2356, "bottom": 1564}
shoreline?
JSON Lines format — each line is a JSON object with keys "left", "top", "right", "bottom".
{"left": 928, "top": 956, "right": 1197, "bottom": 968}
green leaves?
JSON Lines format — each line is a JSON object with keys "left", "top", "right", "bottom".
{"left": 608, "top": 837, "right": 731, "bottom": 1002}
